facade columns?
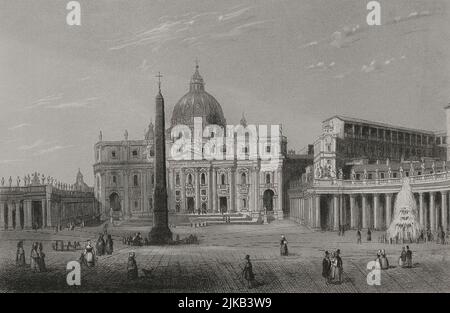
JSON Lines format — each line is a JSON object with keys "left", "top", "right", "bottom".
{"left": 362, "top": 194, "right": 368, "bottom": 229}
{"left": 441, "top": 191, "right": 448, "bottom": 231}
{"left": 430, "top": 192, "right": 436, "bottom": 232}
{"left": 195, "top": 170, "right": 200, "bottom": 214}
{"left": 373, "top": 194, "right": 380, "bottom": 230}
{"left": 315, "top": 194, "right": 321, "bottom": 228}
{"left": 350, "top": 194, "right": 356, "bottom": 229}
{"left": 385, "top": 193, "right": 392, "bottom": 228}
{"left": 333, "top": 195, "right": 339, "bottom": 230}
{"left": 212, "top": 169, "right": 217, "bottom": 213}
{"left": 419, "top": 192, "right": 424, "bottom": 227}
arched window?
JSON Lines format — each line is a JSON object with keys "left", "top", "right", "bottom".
{"left": 176, "top": 173, "right": 180, "bottom": 186}
{"left": 188, "top": 174, "right": 193, "bottom": 185}
{"left": 221, "top": 174, "right": 226, "bottom": 185}
{"left": 112, "top": 175, "right": 117, "bottom": 184}
{"left": 201, "top": 173, "right": 206, "bottom": 185}
{"left": 242, "top": 198, "right": 247, "bottom": 209}
{"left": 266, "top": 173, "right": 271, "bottom": 184}
{"left": 241, "top": 172, "right": 246, "bottom": 185}
{"left": 96, "top": 176, "right": 100, "bottom": 189}
{"left": 133, "top": 174, "right": 139, "bottom": 186}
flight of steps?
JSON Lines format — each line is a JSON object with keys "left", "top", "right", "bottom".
{"left": 189, "top": 213, "right": 260, "bottom": 225}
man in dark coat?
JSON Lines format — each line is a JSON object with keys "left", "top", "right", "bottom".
{"left": 322, "top": 251, "right": 331, "bottom": 284}
{"left": 356, "top": 229, "right": 362, "bottom": 244}
{"left": 105, "top": 235, "right": 114, "bottom": 255}
{"left": 335, "top": 249, "right": 343, "bottom": 284}
{"left": 405, "top": 246, "right": 412, "bottom": 268}
{"left": 96, "top": 234, "right": 105, "bottom": 256}
{"left": 242, "top": 255, "right": 256, "bottom": 288}
{"left": 367, "top": 229, "right": 372, "bottom": 241}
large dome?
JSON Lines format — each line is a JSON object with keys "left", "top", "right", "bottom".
{"left": 171, "top": 65, "right": 226, "bottom": 128}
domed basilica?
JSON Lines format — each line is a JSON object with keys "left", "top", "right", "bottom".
{"left": 93, "top": 64, "right": 295, "bottom": 221}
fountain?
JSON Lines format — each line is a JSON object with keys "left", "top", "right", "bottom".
{"left": 387, "top": 178, "right": 423, "bottom": 241}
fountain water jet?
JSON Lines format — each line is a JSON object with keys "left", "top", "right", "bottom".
{"left": 387, "top": 178, "right": 423, "bottom": 241}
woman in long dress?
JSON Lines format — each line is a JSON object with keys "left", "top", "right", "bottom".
{"left": 127, "top": 252, "right": 138, "bottom": 280}
{"left": 330, "top": 252, "right": 337, "bottom": 282}
{"left": 30, "top": 242, "right": 39, "bottom": 272}
{"left": 242, "top": 255, "right": 256, "bottom": 288}
{"left": 84, "top": 240, "right": 96, "bottom": 267}
{"left": 105, "top": 235, "right": 114, "bottom": 255}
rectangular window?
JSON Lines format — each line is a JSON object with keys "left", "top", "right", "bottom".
{"left": 132, "top": 150, "right": 138, "bottom": 157}
{"left": 111, "top": 151, "right": 117, "bottom": 158}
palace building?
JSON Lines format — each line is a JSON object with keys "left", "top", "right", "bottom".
{"left": 94, "top": 64, "right": 312, "bottom": 221}
{"left": 288, "top": 105, "right": 450, "bottom": 233}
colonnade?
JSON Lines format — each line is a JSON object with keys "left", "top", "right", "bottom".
{"left": 290, "top": 190, "right": 450, "bottom": 232}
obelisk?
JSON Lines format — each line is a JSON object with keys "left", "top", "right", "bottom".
{"left": 149, "top": 72, "right": 172, "bottom": 244}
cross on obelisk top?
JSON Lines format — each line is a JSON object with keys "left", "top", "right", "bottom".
{"left": 156, "top": 71, "right": 163, "bottom": 92}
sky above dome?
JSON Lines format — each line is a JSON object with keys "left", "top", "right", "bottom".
{"left": 0, "top": 0, "right": 449, "bottom": 185}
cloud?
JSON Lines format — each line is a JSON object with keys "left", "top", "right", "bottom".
{"left": 26, "top": 93, "right": 64, "bottom": 109}
{"left": 306, "top": 61, "right": 336, "bottom": 71}
{"left": 108, "top": 5, "right": 269, "bottom": 51}
{"left": 361, "top": 60, "right": 381, "bottom": 73}
{"left": 34, "top": 145, "right": 74, "bottom": 156}
{"left": 45, "top": 97, "right": 101, "bottom": 109}
{"left": 19, "top": 139, "right": 46, "bottom": 150}
{"left": 8, "top": 123, "right": 30, "bottom": 131}
{"left": 0, "top": 159, "right": 23, "bottom": 164}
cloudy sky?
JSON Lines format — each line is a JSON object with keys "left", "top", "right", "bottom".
{"left": 0, "top": 0, "right": 449, "bottom": 185}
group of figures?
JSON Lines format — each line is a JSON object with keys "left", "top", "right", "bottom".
{"left": 15, "top": 241, "right": 47, "bottom": 273}
{"left": 96, "top": 234, "right": 114, "bottom": 256}
{"left": 123, "top": 233, "right": 145, "bottom": 246}
{"left": 322, "top": 250, "right": 344, "bottom": 285}
{"left": 374, "top": 249, "right": 390, "bottom": 269}
{"left": 398, "top": 246, "right": 413, "bottom": 268}
{"left": 356, "top": 229, "right": 372, "bottom": 243}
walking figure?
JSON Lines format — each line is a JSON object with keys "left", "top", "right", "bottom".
{"left": 16, "top": 241, "right": 26, "bottom": 266}
{"left": 280, "top": 235, "right": 288, "bottom": 256}
{"left": 322, "top": 251, "right": 331, "bottom": 284}
{"left": 356, "top": 229, "right": 362, "bottom": 244}
{"left": 127, "top": 252, "right": 138, "bottom": 280}
{"left": 242, "top": 255, "right": 256, "bottom": 289}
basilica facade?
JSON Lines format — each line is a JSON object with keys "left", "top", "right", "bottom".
{"left": 94, "top": 65, "right": 303, "bottom": 221}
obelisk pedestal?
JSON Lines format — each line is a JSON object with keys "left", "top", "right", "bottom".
{"left": 149, "top": 73, "right": 172, "bottom": 244}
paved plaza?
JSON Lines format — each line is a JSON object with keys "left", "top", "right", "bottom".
{"left": 1, "top": 220, "right": 450, "bottom": 293}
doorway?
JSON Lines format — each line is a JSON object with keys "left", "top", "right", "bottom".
{"left": 187, "top": 197, "right": 195, "bottom": 213}
{"left": 219, "top": 197, "right": 227, "bottom": 213}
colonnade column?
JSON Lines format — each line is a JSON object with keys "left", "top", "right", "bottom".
{"left": 0, "top": 201, "right": 5, "bottom": 230}
{"left": 441, "top": 191, "right": 448, "bottom": 231}
{"left": 430, "top": 192, "right": 436, "bottom": 232}
{"left": 333, "top": 195, "right": 339, "bottom": 230}
{"left": 315, "top": 194, "right": 321, "bottom": 228}
{"left": 24, "top": 200, "right": 32, "bottom": 229}
{"left": 15, "top": 203, "right": 21, "bottom": 230}
{"left": 419, "top": 192, "right": 424, "bottom": 227}
{"left": 350, "top": 195, "right": 356, "bottom": 229}
{"left": 362, "top": 194, "right": 368, "bottom": 229}
{"left": 385, "top": 193, "right": 392, "bottom": 228}
{"left": 7, "top": 202, "right": 13, "bottom": 230}
{"left": 373, "top": 194, "right": 380, "bottom": 230}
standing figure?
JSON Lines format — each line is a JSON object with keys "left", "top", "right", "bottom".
{"left": 330, "top": 252, "right": 337, "bottom": 282}
{"left": 356, "top": 229, "right": 362, "bottom": 244}
{"left": 127, "top": 252, "right": 138, "bottom": 280}
{"left": 322, "top": 251, "right": 331, "bottom": 284}
{"left": 380, "top": 249, "right": 389, "bottom": 270}
{"left": 367, "top": 229, "right": 372, "bottom": 242}
{"left": 37, "top": 242, "right": 46, "bottom": 272}
{"left": 16, "top": 241, "right": 26, "bottom": 266}
{"left": 375, "top": 250, "right": 382, "bottom": 269}
{"left": 242, "top": 255, "right": 256, "bottom": 289}
{"left": 280, "top": 235, "right": 288, "bottom": 256}
{"left": 30, "top": 242, "right": 39, "bottom": 272}
{"left": 405, "top": 246, "right": 412, "bottom": 268}
{"left": 83, "top": 240, "right": 96, "bottom": 267}
{"left": 96, "top": 234, "right": 105, "bottom": 256}
{"left": 399, "top": 247, "right": 407, "bottom": 267}
{"left": 335, "top": 249, "right": 343, "bottom": 284}
{"left": 105, "top": 235, "right": 114, "bottom": 255}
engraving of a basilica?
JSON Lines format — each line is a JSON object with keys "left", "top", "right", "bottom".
{"left": 1, "top": 0, "right": 450, "bottom": 298}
